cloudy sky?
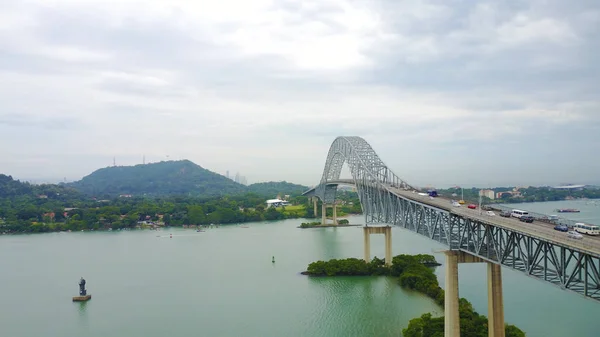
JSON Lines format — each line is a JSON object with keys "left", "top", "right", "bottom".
{"left": 1, "top": 0, "right": 599, "bottom": 188}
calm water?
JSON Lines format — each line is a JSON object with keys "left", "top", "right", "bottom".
{"left": 1, "top": 208, "right": 599, "bottom": 337}
{"left": 503, "top": 199, "right": 600, "bottom": 225}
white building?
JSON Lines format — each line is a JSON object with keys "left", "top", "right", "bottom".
{"left": 479, "top": 189, "right": 495, "bottom": 200}
{"left": 266, "top": 199, "right": 290, "bottom": 207}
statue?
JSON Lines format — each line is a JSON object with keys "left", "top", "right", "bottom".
{"left": 79, "top": 277, "right": 87, "bottom": 296}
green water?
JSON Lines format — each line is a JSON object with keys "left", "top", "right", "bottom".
{"left": 1, "top": 213, "right": 598, "bottom": 337}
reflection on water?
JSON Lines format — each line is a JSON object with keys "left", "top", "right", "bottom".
{"left": 77, "top": 301, "right": 88, "bottom": 316}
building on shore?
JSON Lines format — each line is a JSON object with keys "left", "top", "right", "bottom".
{"left": 479, "top": 189, "right": 495, "bottom": 200}
{"left": 266, "top": 199, "right": 290, "bottom": 207}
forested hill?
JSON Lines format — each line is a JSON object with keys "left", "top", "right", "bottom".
{"left": 0, "top": 174, "right": 82, "bottom": 200}
{"left": 67, "top": 160, "right": 247, "bottom": 197}
{"left": 247, "top": 181, "right": 309, "bottom": 197}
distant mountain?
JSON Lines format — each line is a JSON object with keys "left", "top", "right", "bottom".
{"left": 0, "top": 174, "right": 82, "bottom": 200}
{"left": 68, "top": 160, "right": 247, "bottom": 197}
{"left": 247, "top": 181, "right": 309, "bottom": 197}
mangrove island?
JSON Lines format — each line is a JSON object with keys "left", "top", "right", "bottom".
{"left": 303, "top": 254, "right": 526, "bottom": 337}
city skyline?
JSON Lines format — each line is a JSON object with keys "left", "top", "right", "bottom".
{"left": 1, "top": 1, "right": 599, "bottom": 188}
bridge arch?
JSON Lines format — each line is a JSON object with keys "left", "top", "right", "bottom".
{"left": 314, "top": 137, "right": 416, "bottom": 222}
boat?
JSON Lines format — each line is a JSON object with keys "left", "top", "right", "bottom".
{"left": 556, "top": 209, "right": 580, "bottom": 213}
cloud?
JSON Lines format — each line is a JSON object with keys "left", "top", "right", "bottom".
{"left": 0, "top": 0, "right": 599, "bottom": 187}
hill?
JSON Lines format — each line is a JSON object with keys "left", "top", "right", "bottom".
{"left": 247, "top": 181, "right": 309, "bottom": 197}
{"left": 68, "top": 160, "right": 247, "bottom": 197}
{"left": 0, "top": 174, "right": 83, "bottom": 200}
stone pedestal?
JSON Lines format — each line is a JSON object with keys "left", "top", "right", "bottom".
{"left": 72, "top": 294, "right": 92, "bottom": 302}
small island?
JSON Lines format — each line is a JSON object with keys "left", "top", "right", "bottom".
{"left": 298, "top": 219, "right": 360, "bottom": 228}
{"left": 302, "top": 254, "right": 525, "bottom": 337}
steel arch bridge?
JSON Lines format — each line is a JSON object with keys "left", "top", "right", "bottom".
{"left": 304, "top": 136, "right": 600, "bottom": 302}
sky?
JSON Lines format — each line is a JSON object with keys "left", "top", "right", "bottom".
{"left": 0, "top": 0, "right": 599, "bottom": 188}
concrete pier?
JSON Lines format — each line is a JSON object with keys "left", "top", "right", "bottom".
{"left": 363, "top": 226, "right": 392, "bottom": 266}
{"left": 332, "top": 204, "right": 337, "bottom": 225}
{"left": 443, "top": 250, "right": 505, "bottom": 337}
{"left": 72, "top": 295, "right": 91, "bottom": 302}
{"left": 444, "top": 251, "right": 460, "bottom": 337}
{"left": 487, "top": 263, "right": 505, "bottom": 337}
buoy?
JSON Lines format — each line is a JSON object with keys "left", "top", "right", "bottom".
{"left": 170, "top": 234, "right": 172, "bottom": 238}
{"left": 272, "top": 256, "right": 275, "bottom": 263}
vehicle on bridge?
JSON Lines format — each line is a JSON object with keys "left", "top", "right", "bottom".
{"left": 573, "top": 223, "right": 600, "bottom": 236}
{"left": 451, "top": 201, "right": 461, "bottom": 207}
{"left": 567, "top": 231, "right": 583, "bottom": 240}
{"left": 467, "top": 204, "right": 477, "bottom": 209}
{"left": 486, "top": 211, "right": 495, "bottom": 216}
{"left": 511, "top": 209, "right": 529, "bottom": 218}
{"left": 554, "top": 224, "right": 569, "bottom": 232}
{"left": 499, "top": 211, "right": 511, "bottom": 218}
{"left": 427, "top": 190, "right": 438, "bottom": 197}
{"left": 519, "top": 216, "right": 534, "bottom": 223}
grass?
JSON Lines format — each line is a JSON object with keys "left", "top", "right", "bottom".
{"left": 279, "top": 205, "right": 304, "bottom": 211}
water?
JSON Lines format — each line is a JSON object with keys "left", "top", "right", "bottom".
{"left": 503, "top": 199, "right": 600, "bottom": 225}
{"left": 0, "top": 210, "right": 598, "bottom": 337}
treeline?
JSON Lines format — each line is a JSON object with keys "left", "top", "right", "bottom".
{"left": 304, "top": 255, "right": 525, "bottom": 337}
{"left": 0, "top": 191, "right": 362, "bottom": 234}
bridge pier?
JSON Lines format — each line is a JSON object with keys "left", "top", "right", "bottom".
{"left": 320, "top": 203, "right": 338, "bottom": 225}
{"left": 444, "top": 251, "right": 461, "bottom": 337}
{"left": 332, "top": 203, "right": 337, "bottom": 225}
{"left": 444, "top": 251, "right": 505, "bottom": 337}
{"left": 363, "top": 226, "right": 392, "bottom": 266}
{"left": 487, "top": 263, "right": 505, "bottom": 337}
{"left": 313, "top": 198, "right": 318, "bottom": 218}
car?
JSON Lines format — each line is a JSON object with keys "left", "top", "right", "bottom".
{"left": 499, "top": 211, "right": 511, "bottom": 218}
{"left": 519, "top": 216, "right": 534, "bottom": 223}
{"left": 567, "top": 231, "right": 583, "bottom": 240}
{"left": 486, "top": 211, "right": 495, "bottom": 216}
{"left": 452, "top": 201, "right": 461, "bottom": 207}
{"left": 554, "top": 225, "right": 568, "bottom": 232}
{"left": 467, "top": 204, "right": 477, "bottom": 209}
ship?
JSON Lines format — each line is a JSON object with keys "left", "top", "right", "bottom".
{"left": 556, "top": 208, "right": 580, "bottom": 213}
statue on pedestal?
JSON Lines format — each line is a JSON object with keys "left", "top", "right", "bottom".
{"left": 79, "top": 277, "right": 87, "bottom": 296}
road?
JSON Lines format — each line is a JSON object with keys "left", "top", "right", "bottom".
{"left": 387, "top": 187, "right": 600, "bottom": 257}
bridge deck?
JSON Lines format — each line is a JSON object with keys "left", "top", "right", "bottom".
{"left": 388, "top": 187, "right": 600, "bottom": 257}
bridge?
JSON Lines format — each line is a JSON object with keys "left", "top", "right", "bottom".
{"left": 303, "top": 136, "right": 600, "bottom": 337}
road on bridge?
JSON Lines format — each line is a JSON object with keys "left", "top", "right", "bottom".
{"left": 387, "top": 187, "right": 600, "bottom": 257}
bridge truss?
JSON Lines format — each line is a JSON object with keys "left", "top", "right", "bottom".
{"left": 311, "top": 136, "right": 600, "bottom": 302}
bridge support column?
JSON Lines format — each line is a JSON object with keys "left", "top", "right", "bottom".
{"left": 363, "top": 227, "right": 371, "bottom": 263}
{"left": 384, "top": 227, "right": 392, "bottom": 266}
{"left": 313, "top": 198, "right": 318, "bottom": 219}
{"left": 363, "top": 226, "right": 392, "bottom": 266}
{"left": 487, "top": 263, "right": 505, "bottom": 337}
{"left": 321, "top": 203, "right": 326, "bottom": 225}
{"left": 332, "top": 203, "right": 337, "bottom": 225}
{"left": 444, "top": 251, "right": 460, "bottom": 337}
{"left": 443, "top": 251, "right": 503, "bottom": 337}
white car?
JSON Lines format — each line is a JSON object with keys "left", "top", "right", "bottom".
{"left": 567, "top": 231, "right": 583, "bottom": 240}
{"left": 452, "top": 201, "right": 461, "bottom": 207}
{"left": 486, "top": 211, "right": 495, "bottom": 216}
